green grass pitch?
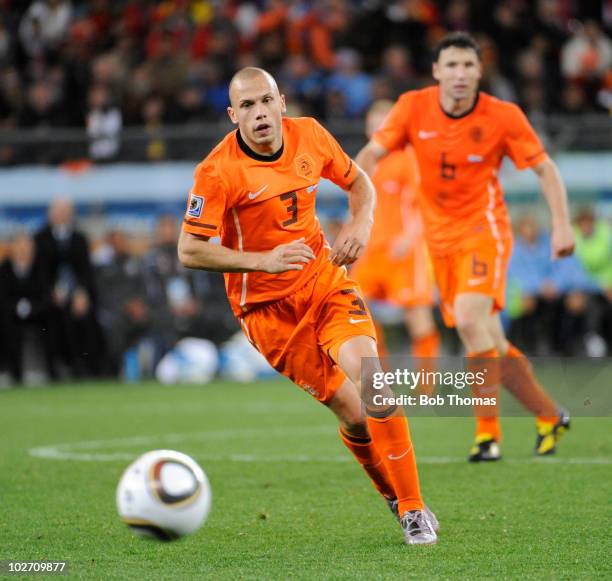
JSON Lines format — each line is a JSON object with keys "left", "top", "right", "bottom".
{"left": 1, "top": 378, "right": 611, "bottom": 580}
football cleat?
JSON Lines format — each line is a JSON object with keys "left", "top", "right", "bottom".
{"left": 535, "top": 410, "right": 570, "bottom": 456}
{"left": 400, "top": 510, "right": 438, "bottom": 545}
{"left": 424, "top": 505, "right": 439, "bottom": 533}
{"left": 386, "top": 499, "right": 439, "bottom": 532}
{"left": 468, "top": 434, "right": 501, "bottom": 462}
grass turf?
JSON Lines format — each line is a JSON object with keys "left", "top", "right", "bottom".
{"left": 1, "top": 379, "right": 610, "bottom": 580}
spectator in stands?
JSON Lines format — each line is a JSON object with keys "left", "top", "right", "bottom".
{"left": 142, "top": 94, "right": 167, "bottom": 161}
{"left": 279, "top": 54, "right": 325, "bottom": 118}
{"left": 0, "top": 0, "right": 610, "bottom": 152}
{"left": 18, "top": 0, "right": 73, "bottom": 59}
{"left": 507, "top": 215, "right": 598, "bottom": 355}
{"left": 142, "top": 214, "right": 237, "bottom": 366}
{"left": 145, "top": 29, "right": 188, "bottom": 99}
{"left": 94, "top": 229, "right": 150, "bottom": 376}
{"left": 559, "top": 82, "right": 591, "bottom": 114}
{"left": 35, "top": 197, "right": 105, "bottom": 377}
{"left": 0, "top": 231, "right": 56, "bottom": 384}
{"left": 86, "top": 83, "right": 122, "bottom": 162}
{"left": 19, "top": 81, "right": 66, "bottom": 128}
{"left": 379, "top": 45, "right": 420, "bottom": 98}
{"left": 561, "top": 20, "right": 612, "bottom": 83}
{"left": 574, "top": 207, "right": 612, "bottom": 353}
{"left": 478, "top": 35, "right": 517, "bottom": 103}
{"left": 325, "top": 48, "right": 373, "bottom": 117}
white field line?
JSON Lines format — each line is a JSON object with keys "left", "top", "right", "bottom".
{"left": 28, "top": 427, "right": 612, "bottom": 465}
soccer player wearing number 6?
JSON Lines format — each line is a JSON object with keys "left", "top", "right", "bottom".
{"left": 178, "top": 67, "right": 438, "bottom": 544}
{"left": 356, "top": 33, "right": 574, "bottom": 462}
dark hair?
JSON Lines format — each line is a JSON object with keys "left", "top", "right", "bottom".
{"left": 433, "top": 32, "right": 481, "bottom": 61}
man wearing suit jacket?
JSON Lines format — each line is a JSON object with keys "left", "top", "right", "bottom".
{"left": 0, "top": 232, "right": 56, "bottom": 383}
{"left": 35, "top": 197, "right": 105, "bottom": 378}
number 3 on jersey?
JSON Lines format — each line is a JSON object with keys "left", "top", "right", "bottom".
{"left": 280, "top": 191, "right": 298, "bottom": 227}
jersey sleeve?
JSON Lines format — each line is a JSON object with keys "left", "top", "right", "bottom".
{"left": 503, "top": 104, "right": 548, "bottom": 170}
{"left": 371, "top": 93, "right": 413, "bottom": 152}
{"left": 311, "top": 119, "right": 358, "bottom": 189}
{"left": 182, "top": 161, "right": 227, "bottom": 238}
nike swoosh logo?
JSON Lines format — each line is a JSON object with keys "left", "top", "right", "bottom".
{"left": 349, "top": 318, "right": 369, "bottom": 324}
{"left": 418, "top": 130, "right": 438, "bottom": 139}
{"left": 467, "top": 277, "right": 487, "bottom": 286}
{"left": 467, "top": 154, "right": 483, "bottom": 163}
{"left": 248, "top": 185, "right": 268, "bottom": 200}
{"left": 388, "top": 449, "right": 410, "bottom": 460}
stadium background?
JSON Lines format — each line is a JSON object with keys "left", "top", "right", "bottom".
{"left": 1, "top": 2, "right": 611, "bottom": 579}
{"left": 1, "top": 0, "right": 611, "bottom": 384}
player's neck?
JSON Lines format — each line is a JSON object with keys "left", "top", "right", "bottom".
{"left": 439, "top": 91, "right": 478, "bottom": 118}
{"left": 237, "top": 129, "right": 283, "bottom": 159}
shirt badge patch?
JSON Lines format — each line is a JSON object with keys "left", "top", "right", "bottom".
{"left": 187, "top": 195, "right": 204, "bottom": 217}
{"left": 295, "top": 154, "right": 314, "bottom": 179}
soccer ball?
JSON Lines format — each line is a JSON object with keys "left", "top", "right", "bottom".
{"left": 116, "top": 450, "right": 211, "bottom": 541}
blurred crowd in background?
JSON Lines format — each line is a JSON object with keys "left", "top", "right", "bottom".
{"left": 0, "top": 199, "right": 241, "bottom": 384}
{"left": 0, "top": 0, "right": 611, "bottom": 150}
{"left": 0, "top": 199, "right": 611, "bottom": 386}
{"left": 1, "top": 1, "right": 611, "bottom": 385}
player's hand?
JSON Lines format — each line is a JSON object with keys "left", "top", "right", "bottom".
{"left": 260, "top": 238, "right": 315, "bottom": 273}
{"left": 551, "top": 222, "right": 575, "bottom": 259}
{"left": 329, "top": 218, "right": 371, "bottom": 266}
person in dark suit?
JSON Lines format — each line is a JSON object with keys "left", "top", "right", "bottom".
{"left": 34, "top": 197, "right": 105, "bottom": 378}
{"left": 94, "top": 229, "right": 151, "bottom": 376}
{"left": 0, "top": 232, "right": 56, "bottom": 384}
{"left": 142, "top": 214, "right": 238, "bottom": 366}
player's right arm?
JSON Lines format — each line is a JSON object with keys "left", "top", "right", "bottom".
{"left": 355, "top": 140, "right": 388, "bottom": 176}
{"left": 179, "top": 160, "right": 314, "bottom": 274}
{"left": 178, "top": 232, "right": 315, "bottom": 274}
{"left": 355, "top": 93, "right": 413, "bottom": 176}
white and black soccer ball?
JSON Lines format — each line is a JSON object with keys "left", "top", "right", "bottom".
{"left": 116, "top": 450, "right": 211, "bottom": 541}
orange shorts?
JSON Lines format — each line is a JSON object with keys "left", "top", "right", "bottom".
{"left": 351, "top": 241, "right": 434, "bottom": 308}
{"left": 240, "top": 260, "right": 377, "bottom": 404}
{"left": 431, "top": 228, "right": 513, "bottom": 327}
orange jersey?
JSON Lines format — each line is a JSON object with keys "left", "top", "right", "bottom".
{"left": 373, "top": 86, "right": 548, "bottom": 255}
{"left": 368, "top": 147, "right": 421, "bottom": 251}
{"left": 181, "top": 116, "right": 358, "bottom": 316}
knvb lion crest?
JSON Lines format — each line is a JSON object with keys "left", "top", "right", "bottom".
{"left": 470, "top": 126, "right": 484, "bottom": 143}
{"left": 295, "top": 154, "right": 314, "bottom": 179}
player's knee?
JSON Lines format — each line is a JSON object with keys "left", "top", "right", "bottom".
{"left": 455, "top": 316, "right": 485, "bottom": 343}
{"left": 340, "top": 416, "right": 368, "bottom": 438}
{"left": 365, "top": 402, "right": 398, "bottom": 419}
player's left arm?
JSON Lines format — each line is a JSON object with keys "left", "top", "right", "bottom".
{"left": 329, "top": 165, "right": 376, "bottom": 266}
{"left": 503, "top": 103, "right": 575, "bottom": 259}
{"left": 531, "top": 158, "right": 575, "bottom": 258}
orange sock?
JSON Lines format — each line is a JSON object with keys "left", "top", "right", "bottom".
{"left": 412, "top": 331, "right": 440, "bottom": 396}
{"left": 411, "top": 330, "right": 440, "bottom": 359}
{"left": 467, "top": 348, "right": 501, "bottom": 442}
{"left": 502, "top": 343, "right": 558, "bottom": 423}
{"left": 366, "top": 412, "right": 423, "bottom": 515}
{"left": 339, "top": 428, "right": 396, "bottom": 499}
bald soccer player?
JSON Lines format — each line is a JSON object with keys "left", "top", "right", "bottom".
{"left": 357, "top": 33, "right": 574, "bottom": 462}
{"left": 178, "top": 67, "right": 439, "bottom": 544}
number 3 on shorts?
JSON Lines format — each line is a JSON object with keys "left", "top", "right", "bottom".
{"left": 341, "top": 288, "right": 367, "bottom": 315}
{"left": 471, "top": 253, "right": 488, "bottom": 277}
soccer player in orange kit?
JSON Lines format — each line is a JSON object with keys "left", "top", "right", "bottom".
{"left": 178, "top": 67, "right": 438, "bottom": 543}
{"left": 356, "top": 33, "right": 575, "bottom": 462}
{"left": 351, "top": 100, "right": 439, "bottom": 364}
